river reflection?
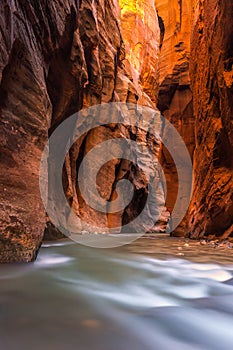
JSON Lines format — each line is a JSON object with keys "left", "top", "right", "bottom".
{"left": 0, "top": 236, "right": 233, "bottom": 350}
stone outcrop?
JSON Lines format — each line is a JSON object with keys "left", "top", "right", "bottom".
{"left": 188, "top": 0, "right": 233, "bottom": 240}
{"left": 154, "top": 0, "right": 195, "bottom": 235}
{"left": 0, "top": 0, "right": 164, "bottom": 262}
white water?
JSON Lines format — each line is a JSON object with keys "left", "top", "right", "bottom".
{"left": 0, "top": 237, "right": 233, "bottom": 350}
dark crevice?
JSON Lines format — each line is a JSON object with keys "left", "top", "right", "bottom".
{"left": 121, "top": 187, "right": 148, "bottom": 233}
{"left": 75, "top": 132, "right": 89, "bottom": 198}
{"left": 158, "top": 15, "right": 165, "bottom": 49}
{"left": 46, "top": 8, "right": 79, "bottom": 135}
{"left": 0, "top": 39, "right": 25, "bottom": 111}
{"left": 213, "top": 129, "right": 233, "bottom": 169}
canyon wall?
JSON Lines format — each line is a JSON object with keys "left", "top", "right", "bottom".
{"left": 62, "top": 0, "right": 166, "bottom": 237}
{"left": 0, "top": 0, "right": 232, "bottom": 262}
{"left": 118, "top": 0, "right": 160, "bottom": 104}
{"left": 154, "top": 0, "right": 195, "bottom": 235}
{"left": 188, "top": 0, "right": 233, "bottom": 239}
{"left": 0, "top": 0, "right": 164, "bottom": 262}
{"left": 155, "top": 0, "right": 233, "bottom": 239}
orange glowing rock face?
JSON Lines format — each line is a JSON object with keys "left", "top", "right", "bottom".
{"left": 118, "top": 0, "right": 160, "bottom": 104}
{"left": 119, "top": 0, "right": 144, "bottom": 17}
{"left": 154, "top": 0, "right": 193, "bottom": 85}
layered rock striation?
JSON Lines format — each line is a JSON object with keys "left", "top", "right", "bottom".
{"left": 0, "top": 0, "right": 164, "bottom": 262}
{"left": 188, "top": 0, "right": 233, "bottom": 239}
{"left": 155, "top": 0, "right": 195, "bottom": 235}
{"left": 118, "top": 0, "right": 160, "bottom": 104}
{"left": 1, "top": 0, "right": 233, "bottom": 263}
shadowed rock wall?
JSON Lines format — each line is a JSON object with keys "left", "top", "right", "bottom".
{"left": 1, "top": 0, "right": 232, "bottom": 262}
{"left": 154, "top": 0, "right": 195, "bottom": 235}
{"left": 188, "top": 0, "right": 233, "bottom": 240}
{"left": 0, "top": 0, "right": 163, "bottom": 262}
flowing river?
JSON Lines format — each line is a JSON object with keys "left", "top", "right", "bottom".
{"left": 1, "top": 236, "right": 233, "bottom": 350}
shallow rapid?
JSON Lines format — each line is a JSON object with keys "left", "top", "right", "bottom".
{"left": 1, "top": 236, "right": 233, "bottom": 350}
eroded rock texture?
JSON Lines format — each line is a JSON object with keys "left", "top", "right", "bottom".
{"left": 0, "top": 0, "right": 164, "bottom": 261}
{"left": 62, "top": 0, "right": 167, "bottom": 235}
{"left": 188, "top": 0, "right": 233, "bottom": 239}
{"left": 119, "top": 0, "right": 160, "bottom": 104}
{"left": 155, "top": 0, "right": 195, "bottom": 235}
{"left": 1, "top": 0, "right": 232, "bottom": 263}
